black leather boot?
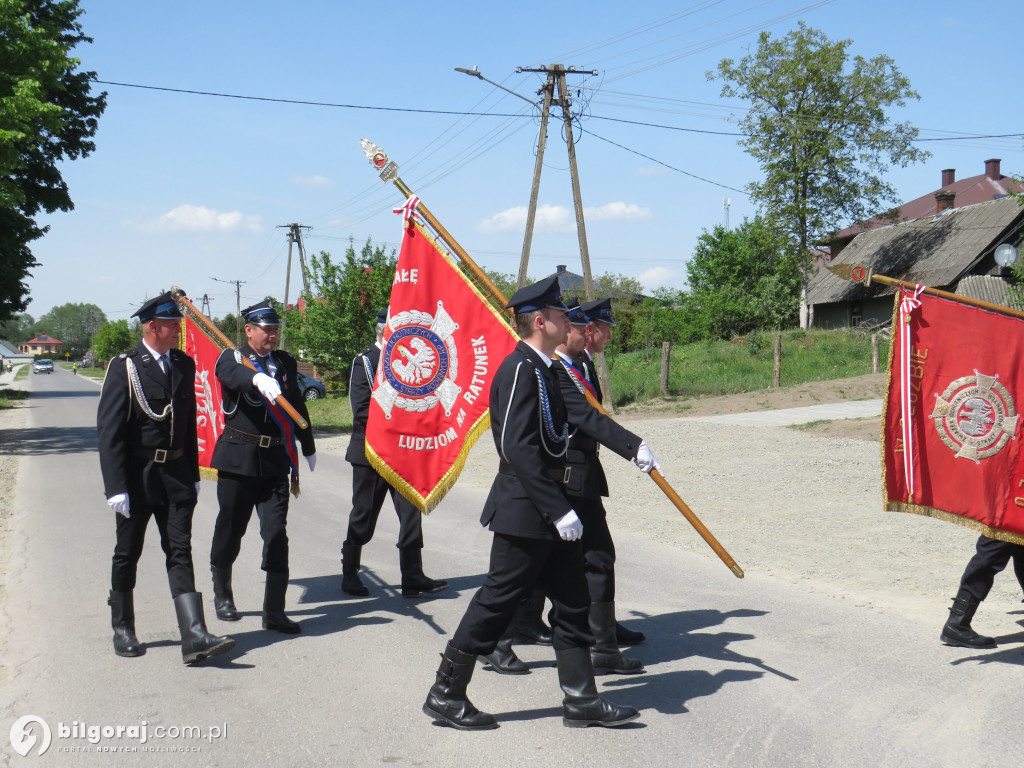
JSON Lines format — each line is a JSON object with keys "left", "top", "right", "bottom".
{"left": 590, "top": 602, "right": 644, "bottom": 675}
{"left": 423, "top": 642, "right": 497, "bottom": 730}
{"left": 513, "top": 588, "right": 553, "bottom": 645}
{"left": 108, "top": 590, "right": 144, "bottom": 657}
{"left": 263, "top": 571, "right": 301, "bottom": 634}
{"left": 211, "top": 565, "right": 239, "bottom": 621}
{"left": 400, "top": 548, "right": 449, "bottom": 597}
{"left": 341, "top": 541, "right": 369, "bottom": 597}
{"left": 173, "top": 592, "right": 235, "bottom": 665}
{"left": 616, "top": 620, "right": 646, "bottom": 646}
{"left": 482, "top": 636, "right": 529, "bottom": 675}
{"left": 940, "top": 588, "right": 996, "bottom": 649}
{"left": 555, "top": 646, "right": 640, "bottom": 728}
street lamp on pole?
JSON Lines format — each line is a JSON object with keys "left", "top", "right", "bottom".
{"left": 454, "top": 66, "right": 538, "bottom": 106}
{"left": 455, "top": 65, "right": 552, "bottom": 289}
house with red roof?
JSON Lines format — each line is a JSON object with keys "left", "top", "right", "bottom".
{"left": 19, "top": 334, "right": 64, "bottom": 356}
{"left": 808, "top": 160, "right": 1024, "bottom": 329}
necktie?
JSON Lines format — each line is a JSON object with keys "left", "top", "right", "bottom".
{"left": 160, "top": 354, "right": 171, "bottom": 384}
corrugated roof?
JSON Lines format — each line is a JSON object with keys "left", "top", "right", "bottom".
{"left": 809, "top": 196, "right": 1024, "bottom": 305}
{"left": 955, "top": 275, "right": 1024, "bottom": 311}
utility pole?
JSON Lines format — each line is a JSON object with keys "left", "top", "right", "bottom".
{"left": 199, "top": 294, "right": 213, "bottom": 316}
{"left": 518, "top": 72, "right": 555, "bottom": 289}
{"left": 277, "top": 223, "right": 311, "bottom": 352}
{"left": 723, "top": 197, "right": 731, "bottom": 230}
{"left": 211, "top": 277, "right": 246, "bottom": 347}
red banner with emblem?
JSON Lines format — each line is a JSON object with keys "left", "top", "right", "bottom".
{"left": 365, "top": 221, "right": 517, "bottom": 512}
{"left": 883, "top": 287, "right": 1024, "bottom": 544}
{"left": 179, "top": 310, "right": 227, "bottom": 479}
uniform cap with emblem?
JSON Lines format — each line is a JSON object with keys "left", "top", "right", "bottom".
{"left": 566, "top": 302, "right": 591, "bottom": 326}
{"left": 242, "top": 300, "right": 282, "bottom": 327}
{"left": 132, "top": 291, "right": 184, "bottom": 323}
{"left": 505, "top": 274, "right": 569, "bottom": 314}
{"left": 580, "top": 298, "right": 616, "bottom": 326}
{"left": 375, "top": 308, "right": 389, "bottom": 323}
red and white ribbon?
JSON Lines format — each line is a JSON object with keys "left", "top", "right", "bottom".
{"left": 392, "top": 195, "right": 421, "bottom": 226}
{"left": 899, "top": 284, "right": 926, "bottom": 501}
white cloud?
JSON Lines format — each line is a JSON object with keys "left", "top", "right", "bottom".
{"left": 132, "top": 205, "right": 263, "bottom": 234}
{"left": 586, "top": 202, "right": 652, "bottom": 222}
{"left": 638, "top": 266, "right": 676, "bottom": 291}
{"left": 636, "top": 165, "right": 670, "bottom": 177}
{"left": 477, "top": 201, "right": 650, "bottom": 232}
{"left": 291, "top": 175, "right": 334, "bottom": 187}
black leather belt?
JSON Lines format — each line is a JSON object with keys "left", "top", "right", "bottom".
{"left": 139, "top": 448, "right": 184, "bottom": 464}
{"left": 498, "top": 461, "right": 571, "bottom": 485}
{"left": 225, "top": 426, "right": 283, "bottom": 448}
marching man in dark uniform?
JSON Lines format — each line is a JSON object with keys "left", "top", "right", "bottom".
{"left": 555, "top": 302, "right": 660, "bottom": 673}
{"left": 208, "top": 300, "right": 316, "bottom": 634}
{"left": 342, "top": 309, "right": 449, "bottom": 598}
{"left": 579, "top": 297, "right": 648, "bottom": 647}
{"left": 941, "top": 534, "right": 1024, "bottom": 648}
{"left": 97, "top": 292, "right": 235, "bottom": 664}
{"left": 423, "top": 276, "right": 639, "bottom": 730}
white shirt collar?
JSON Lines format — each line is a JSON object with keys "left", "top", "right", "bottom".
{"left": 523, "top": 341, "right": 553, "bottom": 368}
{"left": 141, "top": 340, "right": 165, "bottom": 362}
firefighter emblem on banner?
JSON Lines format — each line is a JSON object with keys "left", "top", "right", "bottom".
{"left": 929, "top": 370, "right": 1019, "bottom": 464}
{"left": 374, "top": 303, "right": 461, "bottom": 419}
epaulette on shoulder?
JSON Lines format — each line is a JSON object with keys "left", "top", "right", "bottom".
{"left": 120, "top": 351, "right": 133, "bottom": 359}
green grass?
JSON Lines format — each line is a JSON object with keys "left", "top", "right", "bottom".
{"left": 789, "top": 419, "right": 832, "bottom": 431}
{"left": 305, "top": 394, "right": 354, "bottom": 432}
{"left": 607, "top": 328, "right": 889, "bottom": 407}
{"left": 0, "top": 388, "right": 30, "bottom": 409}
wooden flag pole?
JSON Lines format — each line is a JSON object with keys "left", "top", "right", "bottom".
{"left": 826, "top": 263, "right": 1024, "bottom": 321}
{"left": 360, "top": 139, "right": 743, "bottom": 577}
{"left": 170, "top": 287, "right": 309, "bottom": 430}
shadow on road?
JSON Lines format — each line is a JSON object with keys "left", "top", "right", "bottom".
{"left": 0, "top": 425, "right": 97, "bottom": 455}
{"left": 28, "top": 390, "right": 100, "bottom": 399}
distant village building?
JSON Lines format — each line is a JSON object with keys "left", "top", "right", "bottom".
{"left": 19, "top": 334, "right": 64, "bottom": 356}
{"left": 809, "top": 159, "right": 1024, "bottom": 328}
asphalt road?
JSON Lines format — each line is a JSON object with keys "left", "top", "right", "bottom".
{"left": 1, "top": 368, "right": 1021, "bottom": 767}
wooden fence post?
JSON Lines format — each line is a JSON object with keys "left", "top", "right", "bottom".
{"left": 660, "top": 341, "right": 671, "bottom": 396}
{"left": 872, "top": 333, "right": 880, "bottom": 374}
{"left": 772, "top": 334, "right": 782, "bottom": 389}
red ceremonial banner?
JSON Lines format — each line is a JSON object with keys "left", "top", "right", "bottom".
{"left": 179, "top": 311, "right": 227, "bottom": 478}
{"left": 365, "top": 222, "right": 517, "bottom": 512}
{"left": 883, "top": 287, "right": 1024, "bottom": 544}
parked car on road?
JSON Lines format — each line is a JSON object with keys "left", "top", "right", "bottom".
{"left": 32, "top": 359, "right": 54, "bottom": 374}
{"left": 296, "top": 370, "right": 327, "bottom": 401}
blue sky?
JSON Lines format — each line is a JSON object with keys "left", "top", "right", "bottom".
{"left": 26, "top": 0, "right": 1024, "bottom": 322}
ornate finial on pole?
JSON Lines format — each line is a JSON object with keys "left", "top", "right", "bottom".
{"left": 826, "top": 263, "right": 873, "bottom": 285}
{"left": 360, "top": 138, "right": 399, "bottom": 182}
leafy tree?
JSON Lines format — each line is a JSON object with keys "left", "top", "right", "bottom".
{"left": 0, "top": 312, "right": 35, "bottom": 342}
{"left": 284, "top": 239, "right": 397, "bottom": 384}
{"left": 685, "top": 217, "right": 800, "bottom": 338}
{"left": 0, "top": 1, "right": 106, "bottom": 323}
{"left": 35, "top": 301, "right": 106, "bottom": 357}
{"left": 91, "top": 319, "right": 136, "bottom": 366}
{"left": 212, "top": 313, "right": 241, "bottom": 346}
{"left": 709, "top": 22, "right": 928, "bottom": 327}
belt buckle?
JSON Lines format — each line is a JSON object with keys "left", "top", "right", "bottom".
{"left": 153, "top": 449, "right": 168, "bottom": 464}
{"left": 562, "top": 467, "right": 571, "bottom": 484}
{"left": 259, "top": 435, "right": 272, "bottom": 449}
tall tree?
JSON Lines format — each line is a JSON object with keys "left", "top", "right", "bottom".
{"left": 284, "top": 239, "right": 397, "bottom": 382}
{"left": 35, "top": 301, "right": 106, "bottom": 357}
{"left": 91, "top": 319, "right": 136, "bottom": 366}
{"left": 0, "top": 1, "right": 106, "bottom": 323}
{"left": 686, "top": 217, "right": 800, "bottom": 338}
{"left": 710, "top": 22, "right": 928, "bottom": 327}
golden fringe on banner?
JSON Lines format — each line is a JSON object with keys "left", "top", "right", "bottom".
{"left": 880, "top": 293, "right": 1024, "bottom": 546}
{"left": 366, "top": 222, "right": 516, "bottom": 514}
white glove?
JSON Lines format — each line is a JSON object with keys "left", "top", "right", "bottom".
{"left": 107, "top": 493, "right": 131, "bottom": 518}
{"left": 554, "top": 510, "right": 583, "bottom": 541}
{"left": 195, "top": 481, "right": 201, "bottom": 496}
{"left": 633, "top": 440, "right": 663, "bottom": 476}
{"left": 252, "top": 372, "right": 282, "bottom": 401}
{"left": 306, "top": 453, "right": 317, "bottom": 473}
